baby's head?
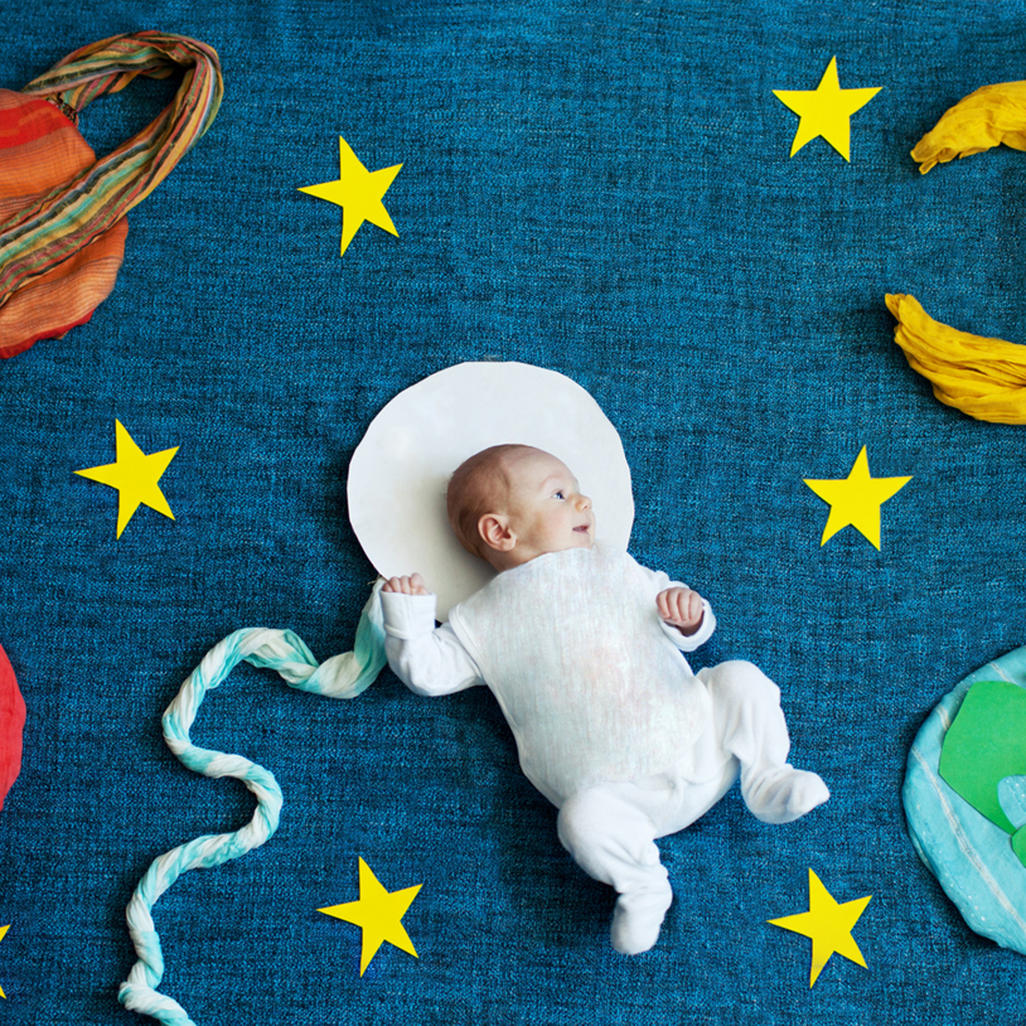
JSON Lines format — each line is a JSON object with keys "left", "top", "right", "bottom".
{"left": 447, "top": 444, "right": 594, "bottom": 571}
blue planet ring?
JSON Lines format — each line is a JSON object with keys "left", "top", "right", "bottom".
{"left": 904, "top": 645, "right": 1026, "bottom": 954}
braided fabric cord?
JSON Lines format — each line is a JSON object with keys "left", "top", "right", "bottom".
{"left": 119, "top": 585, "right": 386, "bottom": 1026}
{"left": 0, "top": 32, "right": 223, "bottom": 306}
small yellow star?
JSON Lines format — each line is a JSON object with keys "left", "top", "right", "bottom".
{"left": 0, "top": 923, "right": 10, "bottom": 999}
{"left": 803, "top": 446, "right": 911, "bottom": 549}
{"left": 74, "top": 420, "right": 178, "bottom": 539}
{"left": 773, "top": 56, "right": 881, "bottom": 160}
{"left": 768, "top": 869, "right": 872, "bottom": 987}
{"left": 299, "top": 136, "right": 403, "bottom": 257}
{"left": 319, "top": 857, "right": 422, "bottom": 976}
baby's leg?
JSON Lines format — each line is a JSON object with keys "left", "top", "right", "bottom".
{"left": 556, "top": 784, "right": 672, "bottom": 956}
{"left": 698, "top": 660, "right": 829, "bottom": 824}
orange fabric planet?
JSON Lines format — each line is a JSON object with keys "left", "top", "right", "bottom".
{"left": 0, "top": 89, "right": 127, "bottom": 357}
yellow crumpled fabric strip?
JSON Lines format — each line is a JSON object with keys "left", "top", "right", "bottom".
{"left": 886, "top": 294, "right": 1026, "bottom": 424}
{"left": 885, "top": 81, "right": 1026, "bottom": 423}
{"left": 911, "top": 79, "right": 1026, "bottom": 173}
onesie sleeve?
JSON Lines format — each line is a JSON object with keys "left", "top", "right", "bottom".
{"left": 380, "top": 590, "right": 485, "bottom": 697}
{"left": 626, "top": 552, "right": 717, "bottom": 652}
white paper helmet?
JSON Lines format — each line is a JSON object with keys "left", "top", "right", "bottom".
{"left": 347, "top": 361, "right": 634, "bottom": 619}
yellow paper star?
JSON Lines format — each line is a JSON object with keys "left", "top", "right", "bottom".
{"left": 773, "top": 56, "right": 881, "bottom": 160}
{"left": 768, "top": 869, "right": 872, "bottom": 987}
{"left": 298, "top": 136, "right": 403, "bottom": 257}
{"left": 319, "top": 857, "right": 422, "bottom": 976}
{"left": 0, "top": 923, "right": 10, "bottom": 999}
{"left": 74, "top": 420, "right": 179, "bottom": 539}
{"left": 803, "top": 446, "right": 911, "bottom": 549}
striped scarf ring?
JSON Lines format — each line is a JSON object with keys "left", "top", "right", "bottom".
{"left": 0, "top": 32, "right": 222, "bottom": 357}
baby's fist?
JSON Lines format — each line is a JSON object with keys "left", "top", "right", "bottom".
{"left": 382, "top": 573, "right": 429, "bottom": 596}
{"left": 657, "top": 586, "right": 704, "bottom": 635}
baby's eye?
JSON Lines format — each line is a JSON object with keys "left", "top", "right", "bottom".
{"left": 554, "top": 490, "right": 566, "bottom": 500}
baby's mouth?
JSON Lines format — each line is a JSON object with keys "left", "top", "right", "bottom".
{"left": 573, "top": 524, "right": 591, "bottom": 533}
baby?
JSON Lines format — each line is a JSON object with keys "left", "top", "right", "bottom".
{"left": 380, "top": 444, "right": 828, "bottom": 955}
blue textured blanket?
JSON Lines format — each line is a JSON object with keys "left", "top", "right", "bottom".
{"left": 2, "top": 1, "right": 1025, "bottom": 1023}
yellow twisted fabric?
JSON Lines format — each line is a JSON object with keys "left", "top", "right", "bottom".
{"left": 887, "top": 80, "right": 1026, "bottom": 423}
{"left": 887, "top": 294, "right": 1026, "bottom": 424}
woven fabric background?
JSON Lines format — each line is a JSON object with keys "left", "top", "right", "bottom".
{"left": 2, "top": 1, "right": 1024, "bottom": 1022}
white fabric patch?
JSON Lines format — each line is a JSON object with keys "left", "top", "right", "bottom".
{"left": 447, "top": 547, "right": 711, "bottom": 805}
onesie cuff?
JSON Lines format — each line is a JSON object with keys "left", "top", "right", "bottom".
{"left": 380, "top": 590, "right": 438, "bottom": 639}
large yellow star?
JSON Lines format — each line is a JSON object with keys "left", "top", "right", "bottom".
{"left": 299, "top": 136, "right": 403, "bottom": 257}
{"left": 0, "top": 923, "right": 9, "bottom": 999}
{"left": 768, "top": 869, "right": 872, "bottom": 987}
{"left": 319, "top": 857, "right": 422, "bottom": 976}
{"left": 803, "top": 446, "right": 911, "bottom": 549}
{"left": 773, "top": 56, "right": 881, "bottom": 160}
{"left": 74, "top": 420, "right": 178, "bottom": 539}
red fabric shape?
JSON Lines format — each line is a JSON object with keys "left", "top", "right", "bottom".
{"left": 0, "top": 644, "right": 26, "bottom": 811}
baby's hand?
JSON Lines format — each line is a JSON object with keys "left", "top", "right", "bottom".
{"left": 656, "top": 586, "right": 704, "bottom": 635}
{"left": 382, "top": 573, "right": 429, "bottom": 596}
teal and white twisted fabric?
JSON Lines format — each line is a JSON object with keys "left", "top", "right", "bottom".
{"left": 119, "top": 583, "right": 386, "bottom": 1025}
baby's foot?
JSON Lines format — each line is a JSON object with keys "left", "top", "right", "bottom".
{"left": 743, "top": 766, "right": 829, "bottom": 825}
{"left": 610, "top": 884, "right": 673, "bottom": 956}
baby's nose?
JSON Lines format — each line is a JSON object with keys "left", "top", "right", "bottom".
{"left": 576, "top": 493, "right": 591, "bottom": 511}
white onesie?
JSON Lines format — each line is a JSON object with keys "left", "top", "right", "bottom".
{"left": 453, "top": 546, "right": 720, "bottom": 802}
{"left": 381, "top": 545, "right": 828, "bottom": 955}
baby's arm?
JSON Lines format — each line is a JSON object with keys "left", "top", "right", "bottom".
{"left": 657, "top": 586, "right": 706, "bottom": 635}
{"left": 382, "top": 573, "right": 429, "bottom": 597}
{"left": 656, "top": 583, "right": 716, "bottom": 651}
{"left": 656, "top": 585, "right": 716, "bottom": 652}
{"left": 627, "top": 555, "right": 717, "bottom": 652}
{"left": 380, "top": 575, "right": 484, "bottom": 696}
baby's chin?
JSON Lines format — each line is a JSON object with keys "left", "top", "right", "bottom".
{"left": 526, "top": 536, "right": 594, "bottom": 561}
{"left": 515, "top": 527, "right": 595, "bottom": 565}
{"left": 566, "top": 527, "right": 595, "bottom": 549}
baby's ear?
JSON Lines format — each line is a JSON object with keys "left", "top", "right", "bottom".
{"left": 478, "top": 513, "right": 515, "bottom": 552}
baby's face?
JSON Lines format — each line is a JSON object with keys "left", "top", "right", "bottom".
{"left": 502, "top": 449, "right": 594, "bottom": 562}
